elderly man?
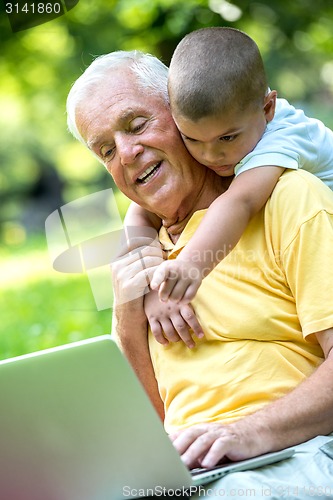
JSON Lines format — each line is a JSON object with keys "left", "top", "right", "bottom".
{"left": 66, "top": 51, "right": 333, "bottom": 495}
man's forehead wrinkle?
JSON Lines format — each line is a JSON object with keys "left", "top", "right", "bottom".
{"left": 76, "top": 109, "right": 98, "bottom": 148}
{"left": 86, "top": 115, "right": 112, "bottom": 150}
{"left": 83, "top": 99, "right": 118, "bottom": 149}
{"left": 80, "top": 76, "right": 142, "bottom": 149}
{"left": 86, "top": 108, "right": 136, "bottom": 150}
{"left": 119, "top": 109, "right": 136, "bottom": 124}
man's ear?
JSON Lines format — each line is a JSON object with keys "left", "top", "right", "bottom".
{"left": 263, "top": 90, "right": 277, "bottom": 123}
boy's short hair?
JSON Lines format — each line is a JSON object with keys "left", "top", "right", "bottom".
{"left": 168, "top": 27, "right": 268, "bottom": 121}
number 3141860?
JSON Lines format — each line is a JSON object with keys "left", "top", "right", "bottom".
{"left": 6, "top": 3, "right": 62, "bottom": 14}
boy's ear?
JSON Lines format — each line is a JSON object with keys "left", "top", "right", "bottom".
{"left": 263, "top": 90, "right": 277, "bottom": 123}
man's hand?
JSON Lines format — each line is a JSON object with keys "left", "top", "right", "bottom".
{"left": 169, "top": 422, "right": 260, "bottom": 470}
{"left": 150, "top": 259, "right": 203, "bottom": 303}
{"left": 112, "top": 235, "right": 164, "bottom": 305}
{"left": 144, "top": 290, "right": 204, "bottom": 348}
{"left": 170, "top": 333, "right": 333, "bottom": 470}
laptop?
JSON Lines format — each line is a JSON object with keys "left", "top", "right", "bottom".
{"left": 0, "top": 335, "right": 294, "bottom": 499}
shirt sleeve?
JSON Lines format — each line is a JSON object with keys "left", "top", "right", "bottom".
{"left": 234, "top": 151, "right": 300, "bottom": 176}
{"left": 282, "top": 209, "right": 333, "bottom": 339}
{"left": 234, "top": 98, "right": 319, "bottom": 177}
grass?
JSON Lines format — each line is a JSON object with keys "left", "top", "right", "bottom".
{"left": 0, "top": 235, "right": 112, "bottom": 361}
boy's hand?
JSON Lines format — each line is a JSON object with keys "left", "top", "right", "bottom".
{"left": 144, "top": 290, "right": 204, "bottom": 349}
{"left": 150, "top": 259, "right": 203, "bottom": 303}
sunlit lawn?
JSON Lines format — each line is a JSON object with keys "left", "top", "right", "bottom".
{"left": 0, "top": 235, "right": 112, "bottom": 361}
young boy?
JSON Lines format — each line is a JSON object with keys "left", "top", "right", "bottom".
{"left": 125, "top": 27, "right": 333, "bottom": 347}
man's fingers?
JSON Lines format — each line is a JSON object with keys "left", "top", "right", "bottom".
{"left": 113, "top": 258, "right": 161, "bottom": 304}
{"left": 115, "top": 259, "right": 161, "bottom": 285}
{"left": 182, "top": 434, "right": 219, "bottom": 469}
{"left": 115, "top": 245, "right": 163, "bottom": 265}
{"left": 171, "top": 427, "right": 212, "bottom": 467}
{"left": 171, "top": 425, "right": 237, "bottom": 469}
{"left": 118, "top": 234, "right": 161, "bottom": 256}
{"left": 199, "top": 437, "right": 232, "bottom": 469}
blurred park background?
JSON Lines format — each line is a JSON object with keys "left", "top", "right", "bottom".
{"left": 1, "top": 0, "right": 333, "bottom": 360}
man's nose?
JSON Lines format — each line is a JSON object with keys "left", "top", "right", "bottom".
{"left": 117, "top": 136, "right": 144, "bottom": 165}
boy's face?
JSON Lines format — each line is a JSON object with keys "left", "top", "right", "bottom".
{"left": 172, "top": 94, "right": 276, "bottom": 177}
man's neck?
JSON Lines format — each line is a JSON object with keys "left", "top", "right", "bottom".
{"left": 162, "top": 172, "right": 232, "bottom": 243}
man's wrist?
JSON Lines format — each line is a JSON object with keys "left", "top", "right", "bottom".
{"left": 229, "top": 410, "right": 278, "bottom": 456}
{"left": 114, "top": 297, "right": 146, "bottom": 334}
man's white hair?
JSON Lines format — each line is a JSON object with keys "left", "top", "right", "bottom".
{"left": 66, "top": 50, "right": 169, "bottom": 145}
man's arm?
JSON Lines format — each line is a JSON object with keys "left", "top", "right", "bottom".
{"left": 125, "top": 201, "right": 162, "bottom": 231}
{"left": 111, "top": 236, "right": 165, "bottom": 420}
{"left": 112, "top": 299, "right": 164, "bottom": 421}
{"left": 171, "top": 328, "right": 333, "bottom": 469}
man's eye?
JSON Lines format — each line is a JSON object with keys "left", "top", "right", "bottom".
{"left": 101, "top": 146, "right": 115, "bottom": 159}
{"left": 132, "top": 124, "right": 143, "bottom": 133}
{"left": 131, "top": 119, "right": 147, "bottom": 133}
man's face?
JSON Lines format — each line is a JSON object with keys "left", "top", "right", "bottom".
{"left": 76, "top": 67, "right": 205, "bottom": 218}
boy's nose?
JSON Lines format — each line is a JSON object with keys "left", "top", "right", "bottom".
{"left": 201, "top": 144, "right": 224, "bottom": 165}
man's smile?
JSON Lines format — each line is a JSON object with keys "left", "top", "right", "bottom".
{"left": 136, "top": 162, "right": 162, "bottom": 184}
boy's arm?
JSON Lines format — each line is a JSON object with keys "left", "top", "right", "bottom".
{"left": 151, "top": 166, "right": 285, "bottom": 303}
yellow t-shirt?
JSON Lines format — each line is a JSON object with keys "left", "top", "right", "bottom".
{"left": 148, "top": 170, "right": 333, "bottom": 433}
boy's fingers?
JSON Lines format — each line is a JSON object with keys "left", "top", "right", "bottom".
{"left": 160, "top": 320, "right": 182, "bottom": 344}
{"left": 150, "top": 264, "right": 168, "bottom": 290}
{"left": 158, "top": 279, "right": 177, "bottom": 302}
{"left": 167, "top": 281, "right": 189, "bottom": 303}
{"left": 180, "top": 282, "right": 201, "bottom": 304}
{"left": 180, "top": 305, "right": 204, "bottom": 339}
{"left": 149, "top": 320, "right": 169, "bottom": 345}
{"left": 170, "top": 317, "right": 195, "bottom": 348}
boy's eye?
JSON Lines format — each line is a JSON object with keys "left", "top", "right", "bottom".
{"left": 181, "top": 134, "right": 197, "bottom": 143}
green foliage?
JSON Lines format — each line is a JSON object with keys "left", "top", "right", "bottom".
{"left": 0, "top": 236, "right": 111, "bottom": 359}
{"left": 2, "top": 0, "right": 333, "bottom": 236}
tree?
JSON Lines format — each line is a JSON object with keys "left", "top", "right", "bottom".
{"left": 1, "top": 0, "right": 333, "bottom": 240}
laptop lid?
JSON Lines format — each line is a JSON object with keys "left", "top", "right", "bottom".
{"left": 0, "top": 335, "right": 294, "bottom": 499}
{"left": 0, "top": 335, "right": 193, "bottom": 499}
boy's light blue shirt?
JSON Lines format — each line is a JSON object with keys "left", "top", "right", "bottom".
{"left": 235, "top": 98, "right": 333, "bottom": 190}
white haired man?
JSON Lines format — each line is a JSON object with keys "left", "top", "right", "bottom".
{"left": 66, "top": 50, "right": 333, "bottom": 496}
